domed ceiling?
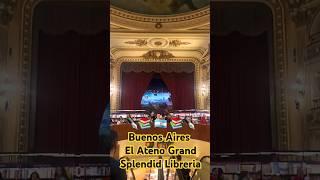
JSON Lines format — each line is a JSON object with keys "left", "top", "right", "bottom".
{"left": 110, "top": 0, "right": 210, "bottom": 15}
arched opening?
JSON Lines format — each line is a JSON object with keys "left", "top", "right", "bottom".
{"left": 212, "top": 2, "right": 275, "bottom": 153}
{"left": 30, "top": 1, "right": 108, "bottom": 153}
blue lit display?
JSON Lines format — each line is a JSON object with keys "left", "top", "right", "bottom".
{"left": 140, "top": 74, "right": 173, "bottom": 113}
{"left": 141, "top": 90, "right": 173, "bottom": 107}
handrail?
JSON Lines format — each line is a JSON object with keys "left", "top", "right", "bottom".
{"left": 119, "top": 156, "right": 136, "bottom": 180}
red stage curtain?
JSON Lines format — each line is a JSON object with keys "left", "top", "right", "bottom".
{"left": 212, "top": 31, "right": 272, "bottom": 153}
{"left": 160, "top": 72, "right": 195, "bottom": 110}
{"left": 120, "top": 72, "right": 195, "bottom": 110}
{"left": 121, "top": 72, "right": 154, "bottom": 110}
{"left": 35, "top": 31, "right": 107, "bottom": 153}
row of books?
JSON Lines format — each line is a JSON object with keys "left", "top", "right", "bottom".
{"left": 138, "top": 117, "right": 185, "bottom": 129}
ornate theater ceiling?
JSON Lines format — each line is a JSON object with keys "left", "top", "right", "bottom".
{"left": 110, "top": 0, "right": 209, "bottom": 15}
{"left": 110, "top": 0, "right": 210, "bottom": 111}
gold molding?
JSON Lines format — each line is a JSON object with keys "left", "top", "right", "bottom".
{"left": 19, "top": 0, "right": 289, "bottom": 151}
{"left": 123, "top": 38, "right": 191, "bottom": 48}
{"left": 125, "top": 39, "right": 148, "bottom": 46}
{"left": 110, "top": 5, "right": 210, "bottom": 23}
{"left": 169, "top": 40, "right": 191, "bottom": 47}
{"left": 110, "top": 6, "right": 210, "bottom": 32}
{"left": 142, "top": 50, "right": 175, "bottom": 59}
{"left": 110, "top": 57, "right": 202, "bottom": 111}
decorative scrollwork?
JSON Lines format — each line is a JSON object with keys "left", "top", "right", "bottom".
{"left": 143, "top": 50, "right": 174, "bottom": 59}
{"left": 111, "top": 57, "right": 201, "bottom": 110}
{"left": 110, "top": 6, "right": 210, "bottom": 23}
{"left": 19, "top": 0, "right": 289, "bottom": 152}
{"left": 125, "top": 39, "right": 148, "bottom": 46}
{"left": 169, "top": 40, "right": 191, "bottom": 47}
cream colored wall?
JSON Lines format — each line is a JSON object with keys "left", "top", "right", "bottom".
{"left": 303, "top": 12, "right": 320, "bottom": 150}
{"left": 285, "top": 18, "right": 307, "bottom": 151}
{"left": 284, "top": 1, "right": 320, "bottom": 150}
{"left": 110, "top": 8, "right": 210, "bottom": 111}
{"left": 0, "top": 0, "right": 25, "bottom": 152}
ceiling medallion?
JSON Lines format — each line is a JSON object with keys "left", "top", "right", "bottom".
{"left": 149, "top": 38, "right": 168, "bottom": 48}
{"left": 143, "top": 50, "right": 174, "bottom": 59}
{"left": 169, "top": 40, "right": 191, "bottom": 47}
{"left": 125, "top": 39, "right": 148, "bottom": 46}
{"left": 155, "top": 22, "right": 162, "bottom": 29}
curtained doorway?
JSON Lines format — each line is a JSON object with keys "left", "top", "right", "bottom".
{"left": 212, "top": 2, "right": 274, "bottom": 153}
{"left": 30, "top": 1, "right": 108, "bottom": 153}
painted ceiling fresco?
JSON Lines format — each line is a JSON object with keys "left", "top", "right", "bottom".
{"left": 111, "top": 0, "right": 210, "bottom": 15}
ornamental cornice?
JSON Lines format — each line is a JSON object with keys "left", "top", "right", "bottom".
{"left": 110, "top": 6, "right": 210, "bottom": 32}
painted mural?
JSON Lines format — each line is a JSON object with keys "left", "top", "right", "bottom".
{"left": 111, "top": 0, "right": 209, "bottom": 15}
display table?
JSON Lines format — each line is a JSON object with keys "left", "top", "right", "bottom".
{"left": 111, "top": 124, "right": 210, "bottom": 142}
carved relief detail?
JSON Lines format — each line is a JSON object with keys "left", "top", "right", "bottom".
{"left": 143, "top": 50, "right": 174, "bottom": 59}
{"left": 287, "top": 0, "right": 320, "bottom": 26}
{"left": 111, "top": 57, "right": 201, "bottom": 110}
{"left": 19, "top": 0, "right": 289, "bottom": 151}
{"left": 125, "top": 39, "right": 148, "bottom": 46}
{"left": 124, "top": 38, "right": 190, "bottom": 48}
{"left": 169, "top": 40, "right": 191, "bottom": 47}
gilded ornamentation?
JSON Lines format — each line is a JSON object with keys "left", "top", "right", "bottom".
{"left": 125, "top": 38, "right": 193, "bottom": 48}
{"left": 155, "top": 22, "right": 162, "bottom": 29}
{"left": 110, "top": 6, "right": 210, "bottom": 23}
{"left": 149, "top": 38, "right": 168, "bottom": 48}
{"left": 111, "top": 57, "right": 201, "bottom": 110}
{"left": 169, "top": 40, "right": 191, "bottom": 47}
{"left": 201, "top": 64, "right": 210, "bottom": 82}
{"left": 287, "top": 0, "right": 320, "bottom": 26}
{"left": 125, "top": 39, "right": 148, "bottom": 46}
{"left": 143, "top": 50, "right": 174, "bottom": 59}
{"left": 267, "top": 0, "right": 289, "bottom": 150}
{"left": 110, "top": 7, "right": 210, "bottom": 32}
{"left": 200, "top": 45, "right": 209, "bottom": 64}
{"left": 0, "top": 0, "right": 16, "bottom": 26}
{"left": 18, "top": 0, "right": 289, "bottom": 152}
